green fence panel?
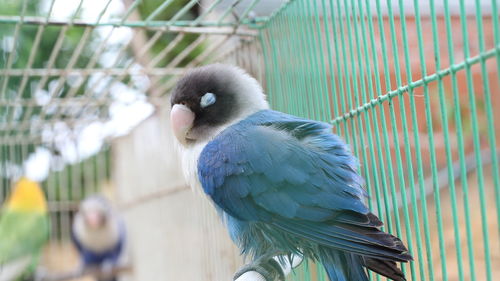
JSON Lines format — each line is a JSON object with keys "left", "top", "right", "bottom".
{"left": 260, "top": 1, "right": 500, "bottom": 280}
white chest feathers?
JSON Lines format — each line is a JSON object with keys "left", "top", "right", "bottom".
{"left": 73, "top": 214, "right": 122, "bottom": 253}
{"left": 175, "top": 140, "right": 207, "bottom": 194}
{"left": 174, "top": 117, "right": 249, "bottom": 194}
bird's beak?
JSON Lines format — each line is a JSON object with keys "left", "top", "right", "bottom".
{"left": 85, "top": 211, "right": 104, "bottom": 229}
{"left": 170, "top": 104, "right": 195, "bottom": 145}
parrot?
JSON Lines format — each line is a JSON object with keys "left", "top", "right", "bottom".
{"left": 169, "top": 64, "right": 413, "bottom": 281}
{"left": 0, "top": 177, "right": 50, "bottom": 281}
{"left": 71, "top": 195, "right": 125, "bottom": 281}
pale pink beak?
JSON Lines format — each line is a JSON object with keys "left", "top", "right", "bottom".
{"left": 85, "top": 211, "right": 104, "bottom": 229}
{"left": 170, "top": 104, "right": 195, "bottom": 144}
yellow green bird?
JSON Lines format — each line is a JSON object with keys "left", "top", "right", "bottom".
{"left": 0, "top": 177, "right": 50, "bottom": 281}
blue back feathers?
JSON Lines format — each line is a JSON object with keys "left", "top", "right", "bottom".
{"left": 198, "top": 109, "right": 367, "bottom": 222}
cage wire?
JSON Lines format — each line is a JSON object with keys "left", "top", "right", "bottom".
{"left": 0, "top": 0, "right": 499, "bottom": 281}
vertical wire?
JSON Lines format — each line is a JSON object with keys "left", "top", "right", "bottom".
{"left": 442, "top": 0, "right": 477, "bottom": 279}
{"left": 351, "top": 0, "right": 377, "bottom": 217}
{"left": 274, "top": 4, "right": 293, "bottom": 115}
{"left": 288, "top": 0, "right": 310, "bottom": 118}
{"left": 93, "top": 154, "right": 99, "bottom": 193}
{"left": 388, "top": 1, "right": 445, "bottom": 280}
{"left": 458, "top": 1, "right": 492, "bottom": 280}
{"left": 320, "top": 0, "right": 341, "bottom": 133}
{"left": 259, "top": 27, "right": 276, "bottom": 108}
{"left": 490, "top": 0, "right": 500, "bottom": 243}
{"left": 426, "top": 0, "right": 465, "bottom": 280}
{"left": 295, "top": 0, "right": 315, "bottom": 118}
{"left": 362, "top": 6, "right": 399, "bottom": 272}
{"left": 311, "top": 0, "right": 332, "bottom": 122}
{"left": 372, "top": 4, "right": 404, "bottom": 252}
{"left": 351, "top": 0, "right": 409, "bottom": 276}
{"left": 284, "top": 0, "right": 300, "bottom": 116}
{"left": 293, "top": 0, "right": 311, "bottom": 118}
{"left": 0, "top": 144, "right": 7, "bottom": 199}
{"left": 334, "top": 0, "right": 359, "bottom": 149}
{"left": 267, "top": 17, "right": 284, "bottom": 111}
{"left": 349, "top": 0, "right": 377, "bottom": 215}
{"left": 58, "top": 156, "right": 70, "bottom": 240}
{"left": 44, "top": 155, "right": 57, "bottom": 243}
{"left": 258, "top": 30, "right": 273, "bottom": 106}
{"left": 329, "top": 0, "right": 351, "bottom": 143}
{"left": 351, "top": 3, "right": 400, "bottom": 279}
{"left": 301, "top": 0, "right": 321, "bottom": 121}
{"left": 287, "top": 7, "right": 301, "bottom": 117}
{"left": 334, "top": 0, "right": 376, "bottom": 271}
{"left": 344, "top": 0, "right": 368, "bottom": 173}
{"left": 370, "top": 1, "right": 427, "bottom": 280}
{"left": 472, "top": 0, "right": 500, "bottom": 264}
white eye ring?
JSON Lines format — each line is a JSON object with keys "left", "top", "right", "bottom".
{"left": 200, "top": 92, "right": 216, "bottom": 108}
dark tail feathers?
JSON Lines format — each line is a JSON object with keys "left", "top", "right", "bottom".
{"left": 363, "top": 257, "right": 406, "bottom": 281}
{"left": 321, "top": 250, "right": 408, "bottom": 281}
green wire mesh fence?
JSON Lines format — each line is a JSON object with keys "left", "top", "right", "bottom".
{"left": 260, "top": 1, "right": 500, "bottom": 281}
{"left": 0, "top": 0, "right": 499, "bottom": 280}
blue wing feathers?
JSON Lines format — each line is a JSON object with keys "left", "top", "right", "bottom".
{"left": 197, "top": 110, "right": 407, "bottom": 263}
{"left": 198, "top": 110, "right": 367, "bottom": 215}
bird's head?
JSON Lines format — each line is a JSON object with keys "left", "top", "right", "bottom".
{"left": 5, "top": 177, "right": 47, "bottom": 213}
{"left": 169, "top": 63, "right": 269, "bottom": 146}
{"left": 78, "top": 195, "right": 112, "bottom": 230}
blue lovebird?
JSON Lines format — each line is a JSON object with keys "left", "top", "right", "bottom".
{"left": 170, "top": 64, "right": 412, "bottom": 281}
{"left": 72, "top": 195, "right": 125, "bottom": 281}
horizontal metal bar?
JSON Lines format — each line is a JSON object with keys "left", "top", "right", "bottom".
{"left": 0, "top": 117, "right": 105, "bottom": 131}
{"left": 0, "top": 97, "right": 111, "bottom": 107}
{"left": 48, "top": 200, "right": 79, "bottom": 212}
{"left": 330, "top": 44, "right": 500, "bottom": 125}
{"left": 0, "top": 67, "right": 186, "bottom": 77}
{"left": 0, "top": 16, "right": 260, "bottom": 36}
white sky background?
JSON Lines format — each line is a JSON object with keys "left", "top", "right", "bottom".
{"left": 22, "top": 0, "right": 154, "bottom": 182}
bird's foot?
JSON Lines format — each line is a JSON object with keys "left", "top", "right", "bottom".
{"left": 233, "top": 257, "right": 285, "bottom": 281}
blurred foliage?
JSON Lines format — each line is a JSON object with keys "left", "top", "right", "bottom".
{"left": 135, "top": 0, "right": 204, "bottom": 68}
{"left": 0, "top": 0, "right": 95, "bottom": 136}
{"left": 0, "top": 0, "right": 205, "bottom": 185}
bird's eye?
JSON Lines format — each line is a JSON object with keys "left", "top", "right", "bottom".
{"left": 200, "top": 92, "right": 216, "bottom": 108}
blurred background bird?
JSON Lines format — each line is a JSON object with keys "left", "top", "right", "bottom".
{"left": 71, "top": 195, "right": 125, "bottom": 281}
{"left": 0, "top": 177, "right": 50, "bottom": 281}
